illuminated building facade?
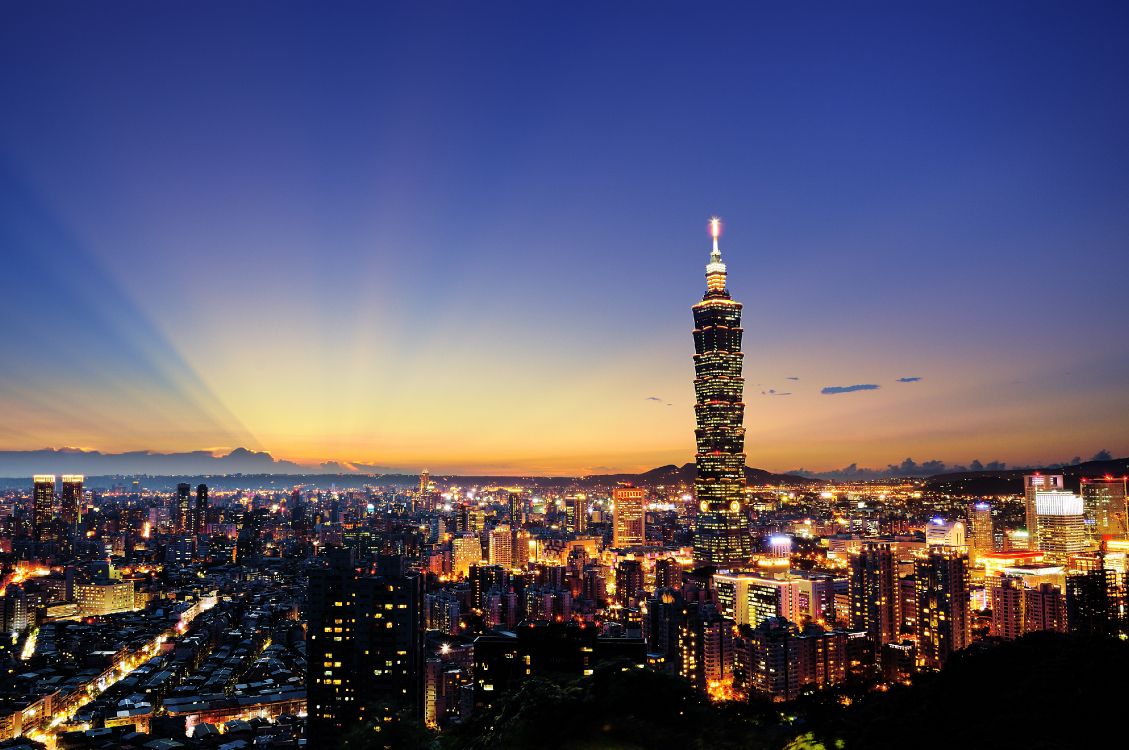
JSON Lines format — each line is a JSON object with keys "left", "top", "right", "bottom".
{"left": 915, "top": 547, "right": 970, "bottom": 670}
{"left": 1024, "top": 473, "right": 1064, "bottom": 534}
{"left": 612, "top": 486, "right": 645, "bottom": 548}
{"left": 1081, "top": 476, "right": 1128, "bottom": 539}
{"left": 968, "top": 502, "right": 994, "bottom": 564}
{"left": 849, "top": 543, "right": 898, "bottom": 646}
{"left": 60, "top": 474, "right": 83, "bottom": 532}
{"left": 925, "top": 518, "right": 967, "bottom": 549}
{"left": 566, "top": 494, "right": 589, "bottom": 534}
{"left": 488, "top": 525, "right": 513, "bottom": 568}
{"left": 1035, "top": 491, "right": 1086, "bottom": 564}
{"left": 74, "top": 580, "right": 136, "bottom": 616}
{"left": 452, "top": 535, "right": 481, "bottom": 579}
{"left": 692, "top": 219, "right": 752, "bottom": 567}
{"left": 33, "top": 474, "right": 54, "bottom": 542}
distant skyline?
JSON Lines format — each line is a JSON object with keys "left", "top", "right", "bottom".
{"left": 2, "top": 2, "right": 1128, "bottom": 475}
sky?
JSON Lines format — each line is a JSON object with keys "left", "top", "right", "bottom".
{"left": 1, "top": 1, "right": 1127, "bottom": 476}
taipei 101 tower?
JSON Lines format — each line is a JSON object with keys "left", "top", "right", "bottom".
{"left": 692, "top": 218, "right": 752, "bottom": 568}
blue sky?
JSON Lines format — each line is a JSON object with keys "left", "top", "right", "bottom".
{"left": 1, "top": 1, "right": 1127, "bottom": 473}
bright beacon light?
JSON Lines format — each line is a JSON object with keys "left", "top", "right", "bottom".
{"left": 709, "top": 217, "right": 722, "bottom": 238}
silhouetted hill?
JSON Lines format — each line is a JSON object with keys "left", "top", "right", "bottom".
{"left": 580, "top": 462, "right": 821, "bottom": 488}
{"left": 924, "top": 455, "right": 1129, "bottom": 495}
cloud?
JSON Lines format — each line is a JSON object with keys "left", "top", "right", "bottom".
{"left": 645, "top": 396, "right": 662, "bottom": 402}
{"left": 786, "top": 376, "right": 799, "bottom": 381}
{"left": 1093, "top": 449, "right": 1113, "bottom": 461}
{"left": 821, "top": 384, "right": 880, "bottom": 395}
{"left": 896, "top": 376, "right": 922, "bottom": 383}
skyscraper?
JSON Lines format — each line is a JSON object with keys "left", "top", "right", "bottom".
{"left": 508, "top": 492, "right": 525, "bottom": 528}
{"left": 849, "top": 543, "right": 898, "bottom": 646}
{"left": 1024, "top": 473, "right": 1064, "bottom": 535}
{"left": 194, "top": 483, "right": 209, "bottom": 535}
{"left": 176, "top": 482, "right": 191, "bottom": 533}
{"left": 566, "top": 494, "right": 589, "bottom": 534}
{"left": 692, "top": 218, "right": 751, "bottom": 567}
{"left": 489, "top": 525, "right": 513, "bottom": 568}
{"left": 968, "top": 502, "right": 994, "bottom": 564}
{"left": 306, "top": 549, "right": 424, "bottom": 746}
{"left": 33, "top": 475, "right": 55, "bottom": 543}
{"left": 1081, "top": 476, "right": 1128, "bottom": 540}
{"left": 613, "top": 486, "right": 645, "bottom": 548}
{"left": 1035, "top": 491, "right": 1086, "bottom": 564}
{"left": 61, "top": 474, "right": 84, "bottom": 533}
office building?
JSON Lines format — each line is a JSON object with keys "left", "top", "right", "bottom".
{"left": 194, "top": 483, "right": 209, "bottom": 535}
{"left": 969, "top": 502, "right": 994, "bottom": 564}
{"left": 613, "top": 486, "right": 646, "bottom": 548}
{"left": 175, "top": 482, "right": 191, "bottom": 534}
{"left": 60, "top": 475, "right": 83, "bottom": 533}
{"left": 566, "top": 494, "right": 589, "bottom": 534}
{"left": 692, "top": 219, "right": 752, "bottom": 567}
{"left": 1081, "top": 476, "right": 1128, "bottom": 540}
{"left": 925, "top": 518, "right": 967, "bottom": 550}
{"left": 1035, "top": 491, "right": 1086, "bottom": 564}
{"left": 33, "top": 474, "right": 55, "bottom": 542}
{"left": 1024, "top": 473, "right": 1064, "bottom": 535}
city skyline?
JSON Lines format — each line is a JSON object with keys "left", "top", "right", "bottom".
{"left": 3, "top": 2, "right": 1128, "bottom": 475}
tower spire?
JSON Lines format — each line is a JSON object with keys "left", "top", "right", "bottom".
{"left": 705, "top": 216, "right": 728, "bottom": 295}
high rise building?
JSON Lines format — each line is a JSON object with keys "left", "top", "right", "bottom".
{"left": 566, "top": 494, "right": 589, "bottom": 534}
{"left": 194, "top": 484, "right": 209, "bottom": 535}
{"left": 1035, "top": 491, "right": 1086, "bottom": 564}
{"left": 915, "top": 547, "right": 970, "bottom": 670}
{"left": 508, "top": 492, "right": 525, "bottom": 528}
{"left": 1024, "top": 473, "right": 1064, "bottom": 535}
{"left": 33, "top": 475, "right": 55, "bottom": 542}
{"left": 452, "top": 535, "right": 482, "bottom": 579}
{"left": 175, "top": 483, "right": 191, "bottom": 534}
{"left": 849, "top": 543, "right": 899, "bottom": 646}
{"left": 306, "top": 549, "right": 424, "bottom": 746}
{"left": 612, "top": 486, "right": 646, "bottom": 548}
{"left": 60, "top": 474, "right": 84, "bottom": 533}
{"left": 1081, "top": 476, "right": 1128, "bottom": 540}
{"left": 968, "top": 502, "right": 994, "bottom": 564}
{"left": 488, "top": 525, "right": 513, "bottom": 568}
{"left": 692, "top": 219, "right": 751, "bottom": 568}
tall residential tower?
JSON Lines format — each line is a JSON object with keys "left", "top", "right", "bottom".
{"left": 692, "top": 219, "right": 752, "bottom": 567}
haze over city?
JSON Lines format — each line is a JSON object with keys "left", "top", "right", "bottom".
{"left": 3, "top": 2, "right": 1127, "bottom": 476}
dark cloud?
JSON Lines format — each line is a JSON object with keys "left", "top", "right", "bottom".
{"left": 761, "top": 389, "right": 793, "bottom": 396}
{"left": 786, "top": 376, "right": 799, "bottom": 381}
{"left": 1093, "top": 449, "right": 1113, "bottom": 461}
{"left": 821, "top": 384, "right": 880, "bottom": 395}
{"left": 896, "top": 376, "right": 922, "bottom": 383}
{"left": 645, "top": 396, "right": 662, "bottom": 402}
